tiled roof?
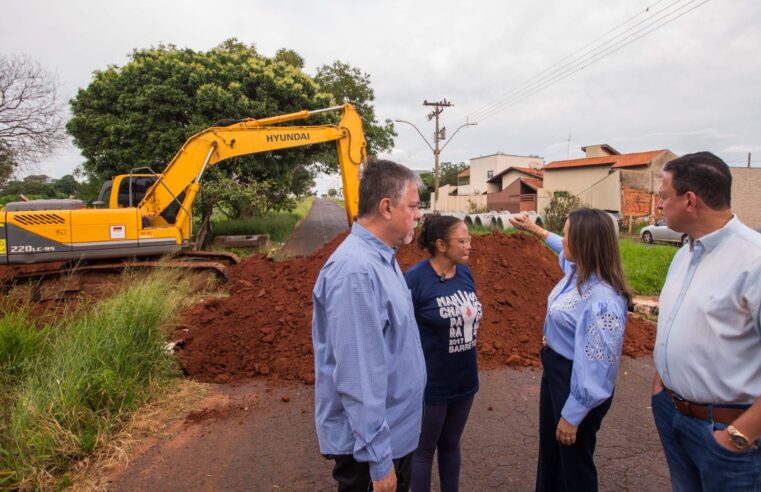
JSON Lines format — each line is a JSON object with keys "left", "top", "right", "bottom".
{"left": 486, "top": 166, "right": 544, "bottom": 183}
{"left": 543, "top": 150, "right": 667, "bottom": 170}
{"left": 521, "top": 178, "right": 543, "bottom": 190}
{"left": 457, "top": 167, "right": 470, "bottom": 177}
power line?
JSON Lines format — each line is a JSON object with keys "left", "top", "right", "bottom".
{"left": 462, "top": 0, "right": 678, "bottom": 125}
{"left": 472, "top": 0, "right": 710, "bottom": 125}
{"left": 474, "top": 0, "right": 708, "bottom": 124}
{"left": 459, "top": 0, "right": 710, "bottom": 126}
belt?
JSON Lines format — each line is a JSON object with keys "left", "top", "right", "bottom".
{"left": 665, "top": 389, "right": 748, "bottom": 425}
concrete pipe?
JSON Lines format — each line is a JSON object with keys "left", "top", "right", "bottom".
{"left": 495, "top": 211, "right": 542, "bottom": 230}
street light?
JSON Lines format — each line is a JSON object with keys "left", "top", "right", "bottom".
{"left": 394, "top": 119, "right": 477, "bottom": 211}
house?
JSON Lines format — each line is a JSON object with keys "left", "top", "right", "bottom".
{"left": 456, "top": 152, "right": 543, "bottom": 195}
{"left": 435, "top": 152, "right": 544, "bottom": 211}
{"left": 486, "top": 167, "right": 544, "bottom": 212}
{"left": 537, "top": 144, "right": 678, "bottom": 223}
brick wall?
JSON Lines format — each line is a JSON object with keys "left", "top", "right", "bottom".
{"left": 730, "top": 168, "right": 761, "bottom": 229}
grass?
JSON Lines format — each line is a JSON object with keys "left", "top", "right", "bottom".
{"left": 210, "top": 196, "right": 315, "bottom": 243}
{"left": 619, "top": 238, "right": 678, "bottom": 296}
{"left": 0, "top": 270, "right": 192, "bottom": 490}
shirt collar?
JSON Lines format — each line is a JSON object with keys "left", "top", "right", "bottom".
{"left": 693, "top": 215, "right": 738, "bottom": 253}
{"left": 351, "top": 222, "right": 397, "bottom": 264}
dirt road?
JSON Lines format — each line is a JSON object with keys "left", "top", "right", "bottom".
{"left": 103, "top": 357, "right": 670, "bottom": 491}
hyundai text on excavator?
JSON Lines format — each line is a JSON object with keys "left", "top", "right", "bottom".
{"left": 0, "top": 104, "right": 366, "bottom": 282}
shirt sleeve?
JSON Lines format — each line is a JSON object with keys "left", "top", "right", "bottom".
{"left": 326, "top": 272, "right": 393, "bottom": 480}
{"left": 545, "top": 233, "right": 573, "bottom": 274}
{"left": 562, "top": 297, "right": 627, "bottom": 426}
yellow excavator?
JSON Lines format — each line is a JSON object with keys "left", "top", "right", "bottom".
{"left": 0, "top": 104, "right": 366, "bottom": 279}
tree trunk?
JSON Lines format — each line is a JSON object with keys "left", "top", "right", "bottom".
{"left": 194, "top": 205, "right": 214, "bottom": 250}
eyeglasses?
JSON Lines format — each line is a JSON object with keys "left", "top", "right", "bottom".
{"left": 449, "top": 236, "right": 472, "bottom": 246}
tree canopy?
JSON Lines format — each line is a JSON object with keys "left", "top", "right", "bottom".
{"left": 418, "top": 161, "right": 468, "bottom": 203}
{"left": 315, "top": 61, "right": 395, "bottom": 156}
{"left": 67, "top": 39, "right": 394, "bottom": 218}
{"left": 0, "top": 174, "right": 83, "bottom": 206}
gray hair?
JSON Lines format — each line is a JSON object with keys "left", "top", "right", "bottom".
{"left": 357, "top": 159, "right": 421, "bottom": 218}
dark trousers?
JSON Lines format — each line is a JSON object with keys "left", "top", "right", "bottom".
{"left": 327, "top": 452, "right": 413, "bottom": 491}
{"left": 411, "top": 394, "right": 475, "bottom": 492}
{"left": 536, "top": 346, "right": 613, "bottom": 492}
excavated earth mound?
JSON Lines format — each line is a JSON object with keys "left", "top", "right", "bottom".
{"left": 175, "top": 231, "right": 655, "bottom": 384}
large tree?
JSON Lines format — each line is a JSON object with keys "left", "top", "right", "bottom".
{"left": 315, "top": 61, "right": 395, "bottom": 156}
{"left": 0, "top": 54, "right": 66, "bottom": 172}
{"left": 67, "top": 40, "right": 391, "bottom": 197}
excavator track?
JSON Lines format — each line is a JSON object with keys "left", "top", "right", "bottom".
{"left": 0, "top": 251, "right": 241, "bottom": 302}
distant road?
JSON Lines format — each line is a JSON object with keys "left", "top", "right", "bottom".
{"left": 279, "top": 198, "right": 348, "bottom": 257}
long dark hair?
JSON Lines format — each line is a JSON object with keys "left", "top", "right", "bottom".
{"left": 417, "top": 215, "right": 463, "bottom": 256}
{"left": 567, "top": 208, "right": 633, "bottom": 305}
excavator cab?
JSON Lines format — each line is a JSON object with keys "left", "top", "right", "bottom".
{"left": 94, "top": 174, "right": 159, "bottom": 209}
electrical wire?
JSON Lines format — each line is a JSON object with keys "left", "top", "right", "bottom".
{"left": 475, "top": 0, "right": 710, "bottom": 124}
{"left": 461, "top": 0, "right": 677, "bottom": 125}
{"left": 457, "top": 0, "right": 711, "bottom": 126}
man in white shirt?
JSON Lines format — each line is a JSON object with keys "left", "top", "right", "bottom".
{"left": 651, "top": 152, "right": 761, "bottom": 491}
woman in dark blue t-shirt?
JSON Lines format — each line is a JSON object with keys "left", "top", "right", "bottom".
{"left": 405, "top": 215, "right": 482, "bottom": 492}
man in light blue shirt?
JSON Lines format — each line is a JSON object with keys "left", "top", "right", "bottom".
{"left": 651, "top": 152, "right": 761, "bottom": 492}
{"left": 313, "top": 159, "right": 426, "bottom": 491}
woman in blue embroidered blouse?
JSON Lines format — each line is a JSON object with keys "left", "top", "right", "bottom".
{"left": 405, "top": 215, "right": 482, "bottom": 492}
{"left": 510, "top": 208, "right": 632, "bottom": 492}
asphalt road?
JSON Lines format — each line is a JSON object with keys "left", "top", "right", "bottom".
{"left": 104, "top": 357, "right": 670, "bottom": 491}
{"left": 280, "top": 198, "right": 348, "bottom": 257}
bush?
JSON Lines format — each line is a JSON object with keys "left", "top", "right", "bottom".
{"left": 542, "top": 191, "right": 584, "bottom": 234}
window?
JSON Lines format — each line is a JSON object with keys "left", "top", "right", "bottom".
{"left": 458, "top": 176, "right": 470, "bottom": 186}
{"left": 487, "top": 170, "right": 494, "bottom": 179}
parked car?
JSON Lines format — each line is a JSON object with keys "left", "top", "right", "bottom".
{"left": 640, "top": 220, "right": 689, "bottom": 245}
{"left": 603, "top": 210, "right": 624, "bottom": 231}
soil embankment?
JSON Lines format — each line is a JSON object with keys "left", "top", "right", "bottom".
{"left": 175, "top": 231, "right": 655, "bottom": 384}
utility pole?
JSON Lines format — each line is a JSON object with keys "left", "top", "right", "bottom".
{"left": 423, "top": 99, "right": 453, "bottom": 210}
{"left": 395, "top": 99, "right": 475, "bottom": 211}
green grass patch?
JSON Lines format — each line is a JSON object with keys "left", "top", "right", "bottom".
{"left": 210, "top": 196, "right": 315, "bottom": 243}
{"left": 619, "top": 238, "right": 678, "bottom": 296}
{"left": 467, "top": 224, "right": 493, "bottom": 236}
{"left": 0, "top": 271, "right": 191, "bottom": 489}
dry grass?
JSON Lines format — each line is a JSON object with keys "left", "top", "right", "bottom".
{"left": 65, "top": 379, "right": 210, "bottom": 492}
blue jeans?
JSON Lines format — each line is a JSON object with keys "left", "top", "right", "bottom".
{"left": 651, "top": 389, "right": 761, "bottom": 491}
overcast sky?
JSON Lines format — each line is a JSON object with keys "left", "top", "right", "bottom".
{"left": 2, "top": 0, "right": 760, "bottom": 194}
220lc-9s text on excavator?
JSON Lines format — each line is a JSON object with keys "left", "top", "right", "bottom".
{"left": 0, "top": 104, "right": 366, "bottom": 280}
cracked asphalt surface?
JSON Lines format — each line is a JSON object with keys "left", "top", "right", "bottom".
{"left": 104, "top": 356, "right": 670, "bottom": 491}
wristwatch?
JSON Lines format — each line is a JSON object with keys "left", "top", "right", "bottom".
{"left": 726, "top": 425, "right": 755, "bottom": 450}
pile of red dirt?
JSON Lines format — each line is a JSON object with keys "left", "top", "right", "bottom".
{"left": 174, "top": 231, "right": 655, "bottom": 384}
